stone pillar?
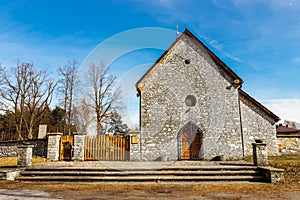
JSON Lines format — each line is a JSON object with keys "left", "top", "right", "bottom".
{"left": 252, "top": 139, "right": 268, "bottom": 166}
{"left": 38, "top": 124, "right": 47, "bottom": 139}
{"left": 73, "top": 133, "right": 85, "bottom": 161}
{"left": 128, "top": 130, "right": 141, "bottom": 161}
{"left": 47, "top": 132, "right": 63, "bottom": 161}
{"left": 18, "top": 145, "right": 34, "bottom": 167}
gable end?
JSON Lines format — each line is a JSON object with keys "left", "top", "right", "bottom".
{"left": 136, "top": 29, "right": 243, "bottom": 92}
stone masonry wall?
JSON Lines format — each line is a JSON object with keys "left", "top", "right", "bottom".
{"left": 73, "top": 133, "right": 85, "bottom": 161}
{"left": 17, "top": 145, "right": 34, "bottom": 167}
{"left": 128, "top": 131, "right": 141, "bottom": 161}
{"left": 138, "top": 34, "right": 243, "bottom": 161}
{"left": 47, "top": 133, "right": 62, "bottom": 161}
{"left": 277, "top": 136, "right": 300, "bottom": 154}
{"left": 0, "top": 139, "right": 47, "bottom": 157}
{"left": 239, "top": 94, "right": 278, "bottom": 156}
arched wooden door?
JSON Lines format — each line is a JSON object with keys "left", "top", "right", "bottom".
{"left": 178, "top": 122, "right": 203, "bottom": 160}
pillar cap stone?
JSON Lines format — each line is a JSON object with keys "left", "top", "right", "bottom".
{"left": 73, "top": 132, "right": 87, "bottom": 135}
{"left": 47, "top": 132, "right": 63, "bottom": 136}
{"left": 252, "top": 143, "right": 267, "bottom": 146}
{"left": 18, "top": 145, "right": 34, "bottom": 148}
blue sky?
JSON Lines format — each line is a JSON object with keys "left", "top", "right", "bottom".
{"left": 0, "top": 0, "right": 300, "bottom": 127}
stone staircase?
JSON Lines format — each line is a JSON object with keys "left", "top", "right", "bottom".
{"left": 15, "top": 161, "right": 267, "bottom": 183}
{"left": 0, "top": 171, "right": 6, "bottom": 180}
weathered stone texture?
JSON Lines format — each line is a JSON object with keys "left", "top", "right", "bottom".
{"left": 277, "top": 137, "right": 300, "bottom": 154}
{"left": 138, "top": 34, "right": 243, "bottom": 161}
{"left": 0, "top": 145, "right": 18, "bottom": 157}
{"left": 259, "top": 167, "right": 285, "bottom": 183}
{"left": 240, "top": 95, "right": 278, "bottom": 156}
{"left": 73, "top": 133, "right": 85, "bottom": 161}
{"left": 38, "top": 124, "right": 47, "bottom": 139}
{"left": 47, "top": 133, "right": 62, "bottom": 161}
{"left": 128, "top": 131, "right": 141, "bottom": 161}
{"left": 17, "top": 145, "right": 34, "bottom": 167}
{"left": 0, "top": 139, "right": 47, "bottom": 158}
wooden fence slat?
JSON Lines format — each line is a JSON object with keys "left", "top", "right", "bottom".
{"left": 112, "top": 136, "right": 115, "bottom": 160}
{"left": 84, "top": 134, "right": 130, "bottom": 161}
{"left": 101, "top": 135, "right": 104, "bottom": 160}
{"left": 117, "top": 136, "right": 120, "bottom": 161}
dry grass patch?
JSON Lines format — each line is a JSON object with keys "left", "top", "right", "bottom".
{"left": 244, "top": 154, "right": 300, "bottom": 183}
{"left": 0, "top": 156, "right": 47, "bottom": 169}
{"left": 0, "top": 182, "right": 299, "bottom": 200}
{"left": 268, "top": 154, "right": 300, "bottom": 183}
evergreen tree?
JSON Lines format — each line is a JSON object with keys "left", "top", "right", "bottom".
{"left": 108, "top": 111, "right": 130, "bottom": 135}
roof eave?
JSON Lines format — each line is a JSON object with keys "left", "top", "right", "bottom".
{"left": 239, "top": 89, "right": 281, "bottom": 122}
{"left": 182, "top": 29, "right": 243, "bottom": 83}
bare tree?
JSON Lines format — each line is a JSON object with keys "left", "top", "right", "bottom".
{"left": 84, "top": 62, "right": 121, "bottom": 135}
{"left": 284, "top": 120, "right": 297, "bottom": 129}
{"left": 57, "top": 60, "right": 78, "bottom": 135}
{"left": 73, "top": 97, "right": 93, "bottom": 133}
{"left": 0, "top": 62, "right": 56, "bottom": 139}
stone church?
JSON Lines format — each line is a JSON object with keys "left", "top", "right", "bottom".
{"left": 133, "top": 29, "right": 280, "bottom": 161}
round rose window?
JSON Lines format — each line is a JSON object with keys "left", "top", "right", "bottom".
{"left": 185, "top": 95, "right": 196, "bottom": 107}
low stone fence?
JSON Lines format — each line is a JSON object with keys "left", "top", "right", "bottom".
{"left": 0, "top": 139, "right": 47, "bottom": 157}
{"left": 277, "top": 136, "right": 300, "bottom": 154}
{"left": 258, "top": 167, "right": 285, "bottom": 183}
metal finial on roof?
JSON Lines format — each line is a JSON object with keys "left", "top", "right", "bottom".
{"left": 176, "top": 24, "right": 180, "bottom": 38}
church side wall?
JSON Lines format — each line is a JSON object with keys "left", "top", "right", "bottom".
{"left": 138, "top": 35, "right": 244, "bottom": 161}
{"left": 239, "top": 94, "right": 278, "bottom": 156}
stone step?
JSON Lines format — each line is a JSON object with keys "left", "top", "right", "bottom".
{"left": 16, "top": 175, "right": 265, "bottom": 182}
{"left": 19, "top": 170, "right": 262, "bottom": 177}
{"left": 16, "top": 162, "right": 269, "bottom": 183}
{"left": 0, "top": 172, "right": 6, "bottom": 180}
{"left": 23, "top": 165, "right": 258, "bottom": 172}
{"left": 17, "top": 165, "right": 265, "bottom": 183}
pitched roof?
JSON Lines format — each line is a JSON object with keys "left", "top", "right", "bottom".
{"left": 136, "top": 29, "right": 243, "bottom": 89}
{"left": 276, "top": 124, "right": 300, "bottom": 134}
{"left": 135, "top": 28, "right": 280, "bottom": 122}
{"left": 239, "top": 89, "right": 280, "bottom": 122}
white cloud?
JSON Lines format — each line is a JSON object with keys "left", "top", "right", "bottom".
{"left": 200, "top": 35, "right": 242, "bottom": 63}
{"left": 261, "top": 99, "right": 300, "bottom": 123}
{"left": 293, "top": 57, "right": 300, "bottom": 64}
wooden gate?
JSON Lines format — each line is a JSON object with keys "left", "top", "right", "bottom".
{"left": 60, "top": 135, "right": 73, "bottom": 161}
{"left": 84, "top": 135, "right": 130, "bottom": 161}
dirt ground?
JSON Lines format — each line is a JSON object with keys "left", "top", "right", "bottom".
{"left": 0, "top": 181, "right": 300, "bottom": 200}
{"left": 1, "top": 156, "right": 300, "bottom": 199}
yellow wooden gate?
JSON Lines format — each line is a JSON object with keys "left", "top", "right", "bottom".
{"left": 84, "top": 135, "right": 130, "bottom": 161}
{"left": 59, "top": 135, "right": 73, "bottom": 161}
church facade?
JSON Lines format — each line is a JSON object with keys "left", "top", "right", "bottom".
{"left": 134, "top": 29, "right": 280, "bottom": 161}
